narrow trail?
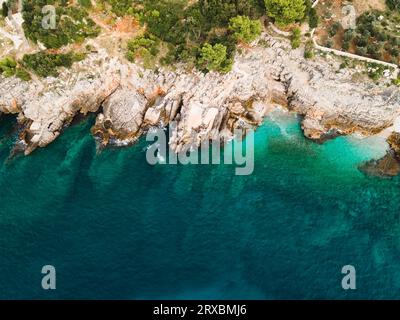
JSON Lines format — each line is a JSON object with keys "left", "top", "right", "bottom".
{"left": 311, "top": 30, "right": 399, "bottom": 79}
{"left": 269, "top": 20, "right": 399, "bottom": 79}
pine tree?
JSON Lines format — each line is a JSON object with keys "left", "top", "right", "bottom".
{"left": 264, "top": 0, "right": 306, "bottom": 26}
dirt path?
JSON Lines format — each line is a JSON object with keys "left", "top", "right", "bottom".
{"left": 311, "top": 32, "right": 399, "bottom": 78}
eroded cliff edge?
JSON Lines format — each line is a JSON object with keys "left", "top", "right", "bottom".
{"left": 1, "top": 35, "right": 400, "bottom": 164}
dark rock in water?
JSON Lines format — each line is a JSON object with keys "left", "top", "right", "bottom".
{"left": 316, "top": 129, "right": 342, "bottom": 144}
{"left": 359, "top": 152, "right": 400, "bottom": 178}
{"left": 388, "top": 132, "right": 400, "bottom": 157}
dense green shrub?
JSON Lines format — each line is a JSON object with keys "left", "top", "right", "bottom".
{"left": 228, "top": 15, "right": 262, "bottom": 43}
{"left": 344, "top": 30, "right": 355, "bottom": 42}
{"left": 329, "top": 22, "right": 341, "bottom": 37}
{"left": 0, "top": 57, "right": 31, "bottom": 81}
{"left": 78, "top": 0, "right": 92, "bottom": 8}
{"left": 356, "top": 46, "right": 367, "bottom": 56}
{"left": 2, "top": 2, "right": 8, "bottom": 17}
{"left": 308, "top": 8, "right": 319, "bottom": 28}
{"left": 128, "top": 35, "right": 158, "bottom": 55}
{"left": 367, "top": 63, "right": 387, "bottom": 81}
{"left": 350, "top": 10, "right": 400, "bottom": 63}
{"left": 104, "top": 0, "right": 135, "bottom": 16}
{"left": 291, "top": 28, "right": 301, "bottom": 49}
{"left": 126, "top": 34, "right": 160, "bottom": 68}
{"left": 0, "top": 57, "right": 17, "bottom": 77}
{"left": 386, "top": 0, "right": 400, "bottom": 11}
{"left": 122, "top": 0, "right": 252, "bottom": 72}
{"left": 199, "top": 0, "right": 264, "bottom": 26}
{"left": 15, "top": 68, "right": 31, "bottom": 81}
{"left": 304, "top": 0, "right": 318, "bottom": 28}
{"left": 304, "top": 40, "right": 314, "bottom": 59}
{"left": 22, "top": 0, "right": 100, "bottom": 49}
{"left": 197, "top": 43, "right": 233, "bottom": 72}
{"left": 264, "top": 0, "right": 306, "bottom": 26}
{"left": 22, "top": 51, "right": 85, "bottom": 77}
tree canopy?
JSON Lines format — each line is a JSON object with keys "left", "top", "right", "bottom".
{"left": 264, "top": 0, "right": 306, "bottom": 26}
{"left": 197, "top": 43, "right": 233, "bottom": 73}
{"left": 229, "top": 15, "right": 262, "bottom": 43}
{"left": 386, "top": 0, "right": 400, "bottom": 11}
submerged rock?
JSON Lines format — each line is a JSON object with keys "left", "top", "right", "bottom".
{"left": 359, "top": 152, "right": 400, "bottom": 178}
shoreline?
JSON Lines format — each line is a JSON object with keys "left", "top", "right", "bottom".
{"left": 1, "top": 34, "right": 400, "bottom": 175}
{"left": 2, "top": 104, "right": 398, "bottom": 178}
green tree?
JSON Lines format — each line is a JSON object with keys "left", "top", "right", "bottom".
{"left": 2, "top": 2, "right": 8, "bottom": 17}
{"left": 308, "top": 7, "right": 319, "bottom": 28}
{"left": 199, "top": 0, "right": 263, "bottom": 25}
{"left": 291, "top": 27, "right": 301, "bottom": 49}
{"left": 22, "top": 0, "right": 100, "bottom": 49}
{"left": 329, "top": 22, "right": 341, "bottom": 37}
{"left": 22, "top": 51, "right": 85, "bottom": 78}
{"left": 197, "top": 43, "right": 233, "bottom": 73}
{"left": 386, "top": 0, "right": 400, "bottom": 11}
{"left": 229, "top": 15, "right": 262, "bottom": 43}
{"left": 15, "top": 68, "right": 31, "bottom": 81}
{"left": 264, "top": 0, "right": 306, "bottom": 26}
{"left": 78, "top": 0, "right": 92, "bottom": 8}
{"left": 304, "top": 40, "right": 314, "bottom": 59}
{"left": 0, "top": 57, "right": 17, "bottom": 77}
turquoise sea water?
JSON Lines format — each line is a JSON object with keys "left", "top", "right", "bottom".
{"left": 1, "top": 109, "right": 400, "bottom": 300}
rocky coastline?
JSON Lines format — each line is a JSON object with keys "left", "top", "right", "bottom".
{"left": 1, "top": 34, "right": 400, "bottom": 174}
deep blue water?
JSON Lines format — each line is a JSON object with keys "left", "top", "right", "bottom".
{"left": 1, "top": 109, "right": 400, "bottom": 300}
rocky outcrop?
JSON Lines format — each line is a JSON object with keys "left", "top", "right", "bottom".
{"left": 91, "top": 51, "right": 272, "bottom": 150}
{"left": 1, "top": 35, "right": 400, "bottom": 156}
{"left": 266, "top": 40, "right": 400, "bottom": 141}
{"left": 0, "top": 47, "right": 121, "bottom": 154}
{"left": 359, "top": 152, "right": 400, "bottom": 177}
{"left": 388, "top": 132, "right": 400, "bottom": 157}
{"left": 358, "top": 132, "right": 400, "bottom": 177}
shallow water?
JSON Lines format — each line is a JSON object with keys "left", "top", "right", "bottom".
{"left": 1, "top": 110, "right": 400, "bottom": 299}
